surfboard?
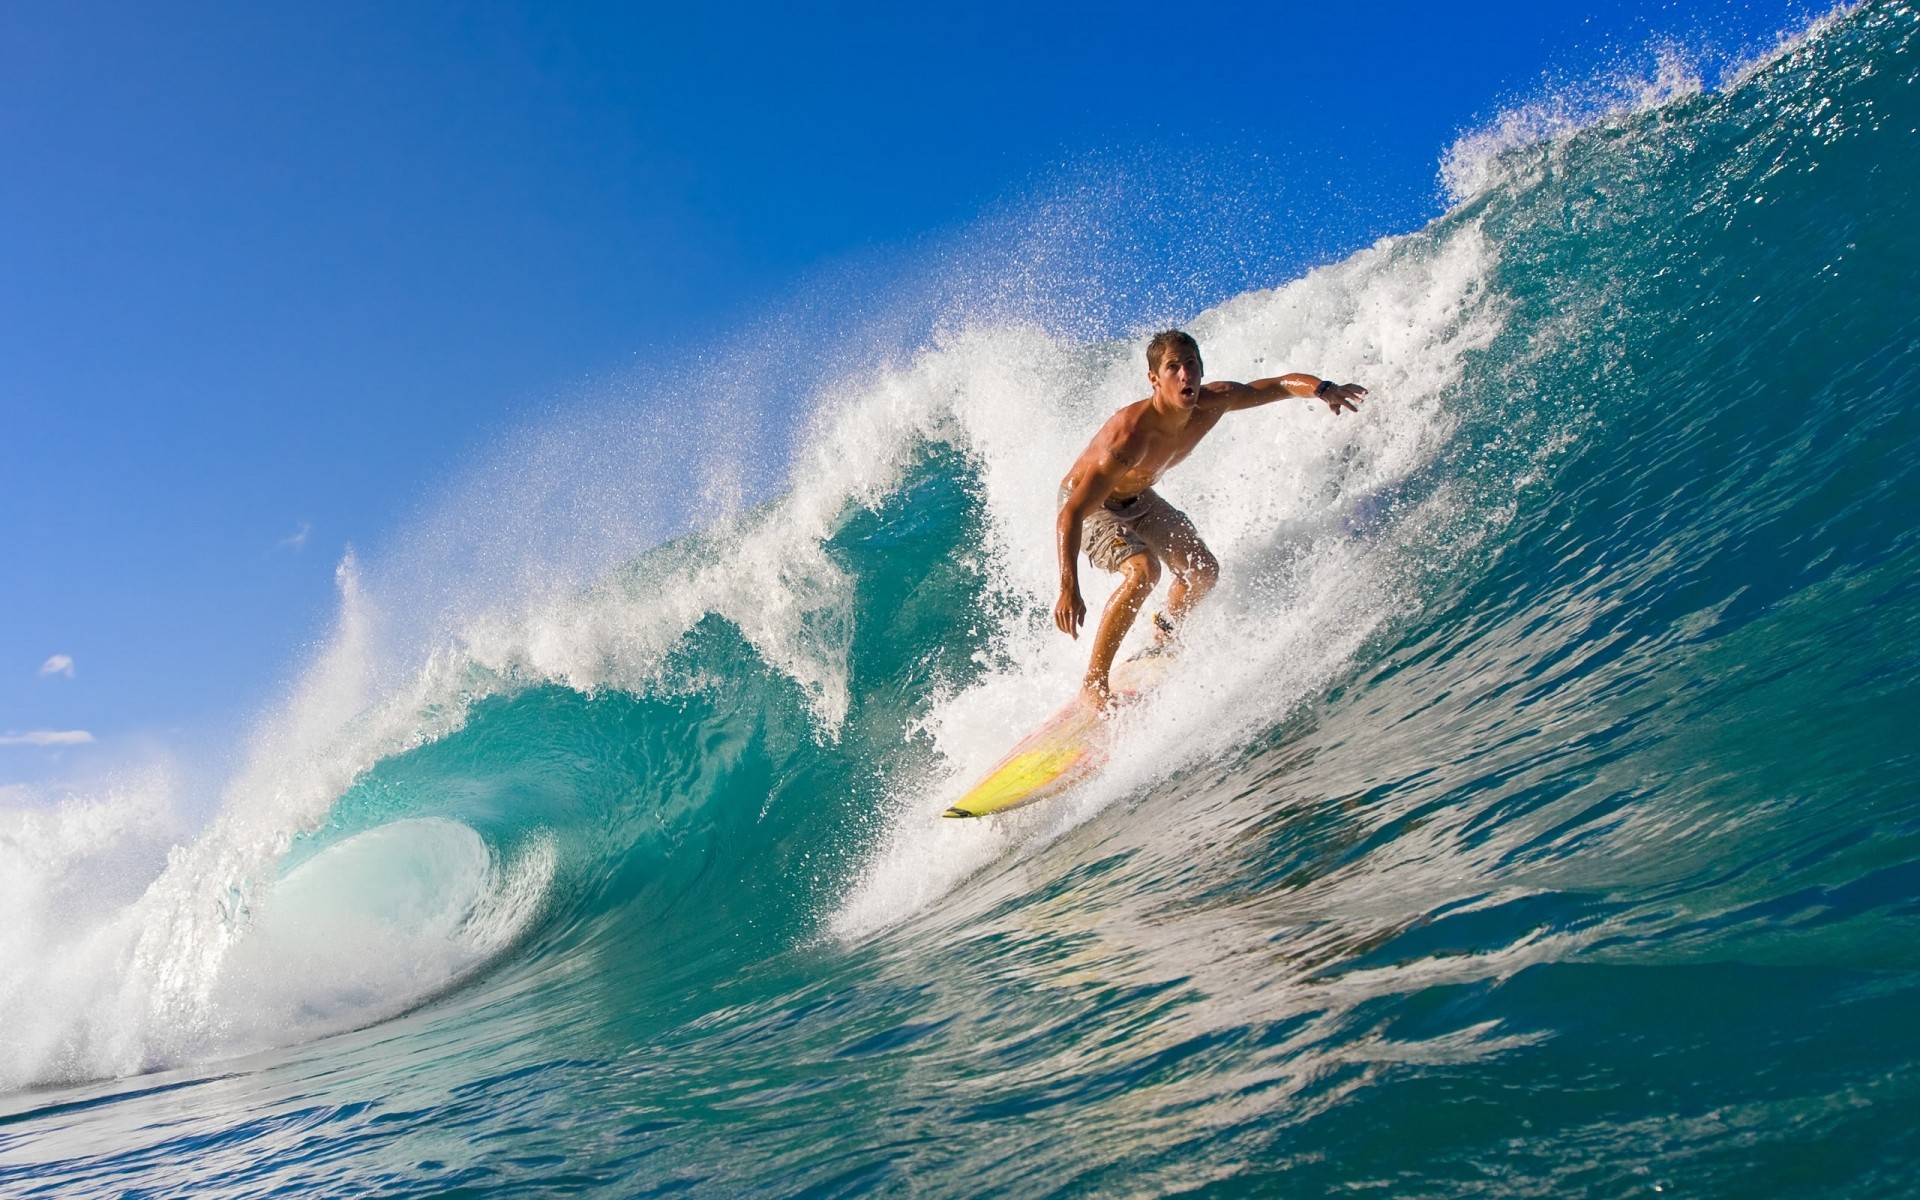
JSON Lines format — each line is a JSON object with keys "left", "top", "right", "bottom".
{"left": 941, "top": 649, "right": 1175, "bottom": 819}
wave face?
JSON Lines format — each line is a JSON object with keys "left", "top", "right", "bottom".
{"left": 5, "top": 4, "right": 1919, "bottom": 1194}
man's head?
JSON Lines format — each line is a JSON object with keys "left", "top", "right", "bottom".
{"left": 1146, "top": 329, "right": 1204, "bottom": 409}
{"left": 1146, "top": 330, "right": 1203, "bottom": 376}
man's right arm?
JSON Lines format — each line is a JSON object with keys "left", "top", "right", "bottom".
{"left": 1054, "top": 463, "right": 1118, "bottom": 638}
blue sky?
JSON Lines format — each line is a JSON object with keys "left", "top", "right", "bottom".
{"left": 1, "top": 0, "right": 1822, "bottom": 783}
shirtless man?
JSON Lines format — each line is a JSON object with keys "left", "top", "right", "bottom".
{"left": 1055, "top": 329, "right": 1366, "bottom": 706}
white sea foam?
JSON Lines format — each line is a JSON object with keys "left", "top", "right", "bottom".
{"left": 0, "top": 768, "right": 181, "bottom": 1085}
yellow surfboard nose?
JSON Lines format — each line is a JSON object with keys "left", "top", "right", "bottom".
{"left": 938, "top": 651, "right": 1174, "bottom": 819}
{"left": 942, "top": 744, "right": 1091, "bottom": 818}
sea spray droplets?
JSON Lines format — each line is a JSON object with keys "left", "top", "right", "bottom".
{"left": 1438, "top": 3, "right": 1860, "bottom": 206}
{"left": 1441, "top": 48, "right": 1706, "bottom": 205}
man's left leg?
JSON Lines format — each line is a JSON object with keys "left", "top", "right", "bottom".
{"left": 1162, "top": 539, "right": 1219, "bottom": 631}
{"left": 1135, "top": 493, "right": 1218, "bottom": 642}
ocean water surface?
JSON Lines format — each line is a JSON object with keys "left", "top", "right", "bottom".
{"left": 4, "top": 4, "right": 1919, "bottom": 1195}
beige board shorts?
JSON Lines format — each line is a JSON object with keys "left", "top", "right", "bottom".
{"left": 1059, "top": 484, "right": 1204, "bottom": 573}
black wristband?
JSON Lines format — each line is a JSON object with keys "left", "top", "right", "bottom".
{"left": 1315, "top": 378, "right": 1337, "bottom": 397}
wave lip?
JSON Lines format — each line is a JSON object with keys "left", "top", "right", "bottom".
{"left": 1438, "top": 2, "right": 1859, "bottom": 204}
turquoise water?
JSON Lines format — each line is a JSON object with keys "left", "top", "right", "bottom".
{"left": 6, "top": 4, "right": 1920, "bottom": 1195}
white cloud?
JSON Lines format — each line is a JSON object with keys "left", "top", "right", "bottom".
{"left": 0, "top": 730, "right": 95, "bottom": 746}
{"left": 278, "top": 521, "right": 312, "bottom": 551}
{"left": 38, "top": 655, "right": 75, "bottom": 678}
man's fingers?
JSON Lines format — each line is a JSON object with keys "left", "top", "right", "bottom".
{"left": 1055, "top": 600, "right": 1084, "bottom": 638}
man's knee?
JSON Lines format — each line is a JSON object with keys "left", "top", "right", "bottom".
{"left": 1192, "top": 545, "right": 1220, "bottom": 585}
{"left": 1174, "top": 543, "right": 1219, "bottom": 587}
{"left": 1120, "top": 552, "right": 1160, "bottom": 594}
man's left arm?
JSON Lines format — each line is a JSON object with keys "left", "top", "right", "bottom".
{"left": 1205, "top": 374, "right": 1367, "bottom": 415}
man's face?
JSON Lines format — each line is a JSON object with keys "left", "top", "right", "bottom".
{"left": 1151, "top": 349, "right": 1202, "bottom": 409}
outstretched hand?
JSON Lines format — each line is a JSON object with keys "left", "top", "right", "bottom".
{"left": 1054, "top": 585, "right": 1086, "bottom": 638}
{"left": 1321, "top": 382, "right": 1368, "bottom": 415}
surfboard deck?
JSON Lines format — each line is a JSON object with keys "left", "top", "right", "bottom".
{"left": 941, "top": 650, "right": 1175, "bottom": 819}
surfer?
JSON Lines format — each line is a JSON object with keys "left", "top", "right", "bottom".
{"left": 1055, "top": 330, "right": 1366, "bottom": 707}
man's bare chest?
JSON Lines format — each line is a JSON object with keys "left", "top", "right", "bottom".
{"left": 1113, "top": 415, "right": 1219, "bottom": 482}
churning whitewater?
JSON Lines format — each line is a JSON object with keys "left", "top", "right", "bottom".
{"left": 5, "top": 3, "right": 1919, "bottom": 1195}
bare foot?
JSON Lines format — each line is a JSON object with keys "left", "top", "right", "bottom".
{"left": 1083, "top": 680, "right": 1154, "bottom": 719}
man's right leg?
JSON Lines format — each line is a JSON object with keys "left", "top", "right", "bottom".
{"left": 1083, "top": 551, "right": 1160, "bottom": 705}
